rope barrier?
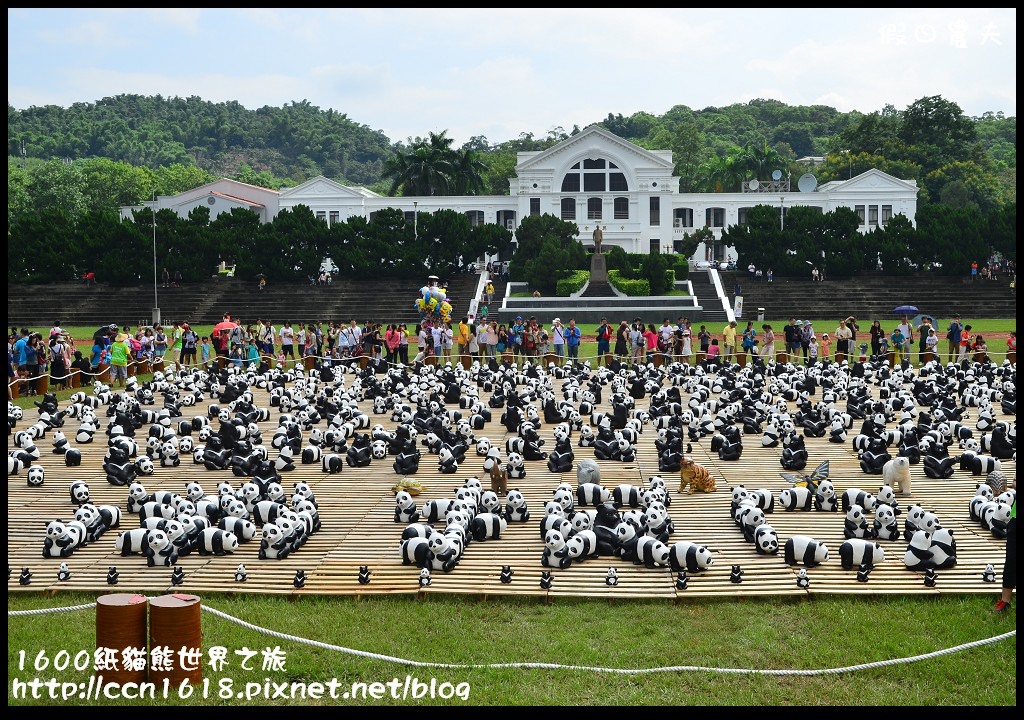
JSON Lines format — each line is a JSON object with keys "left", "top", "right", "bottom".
{"left": 7, "top": 600, "right": 1016, "bottom": 677}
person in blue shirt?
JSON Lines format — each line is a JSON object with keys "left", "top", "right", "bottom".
{"left": 565, "top": 319, "right": 582, "bottom": 362}
{"left": 510, "top": 316, "right": 526, "bottom": 358}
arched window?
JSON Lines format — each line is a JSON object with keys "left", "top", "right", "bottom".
{"left": 560, "top": 158, "right": 627, "bottom": 194}
{"left": 587, "top": 197, "right": 603, "bottom": 220}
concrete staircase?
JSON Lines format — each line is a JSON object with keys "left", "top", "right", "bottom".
{"left": 689, "top": 271, "right": 728, "bottom": 323}
{"left": 7, "top": 273, "right": 484, "bottom": 330}
{"left": 580, "top": 281, "right": 618, "bottom": 297}
{"left": 722, "top": 272, "right": 1016, "bottom": 321}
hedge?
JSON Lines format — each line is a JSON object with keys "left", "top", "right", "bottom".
{"left": 608, "top": 270, "right": 650, "bottom": 296}
{"left": 556, "top": 269, "right": 591, "bottom": 296}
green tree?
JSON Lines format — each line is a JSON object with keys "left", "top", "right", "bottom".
{"left": 899, "top": 95, "right": 978, "bottom": 163}
{"left": 640, "top": 252, "right": 671, "bottom": 294}
{"left": 28, "top": 159, "right": 87, "bottom": 217}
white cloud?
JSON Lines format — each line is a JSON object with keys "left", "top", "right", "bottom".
{"left": 7, "top": 8, "right": 1015, "bottom": 146}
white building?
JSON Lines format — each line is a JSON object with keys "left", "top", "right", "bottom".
{"left": 129, "top": 125, "right": 918, "bottom": 261}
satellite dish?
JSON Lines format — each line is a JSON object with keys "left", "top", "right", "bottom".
{"left": 797, "top": 173, "right": 818, "bottom": 193}
{"left": 748, "top": 179, "right": 759, "bottom": 191}
{"left": 771, "top": 169, "right": 783, "bottom": 181}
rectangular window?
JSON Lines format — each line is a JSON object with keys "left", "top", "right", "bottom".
{"left": 613, "top": 197, "right": 629, "bottom": 220}
{"left": 855, "top": 205, "right": 865, "bottom": 225}
{"left": 737, "top": 207, "right": 749, "bottom": 226}
{"left": 560, "top": 200, "right": 576, "bottom": 221}
{"left": 329, "top": 211, "right": 339, "bottom": 225}
{"left": 869, "top": 205, "right": 878, "bottom": 225}
{"left": 674, "top": 209, "right": 693, "bottom": 228}
{"left": 649, "top": 239, "right": 660, "bottom": 255}
{"left": 649, "top": 197, "right": 660, "bottom": 226}
{"left": 881, "top": 205, "right": 893, "bottom": 224}
{"left": 530, "top": 198, "right": 541, "bottom": 216}
{"left": 609, "top": 173, "right": 628, "bottom": 192}
{"left": 583, "top": 174, "right": 606, "bottom": 192}
{"left": 587, "top": 198, "right": 602, "bottom": 220}
{"left": 316, "top": 211, "right": 327, "bottom": 222}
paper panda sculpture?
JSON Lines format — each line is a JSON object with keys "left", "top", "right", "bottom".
{"left": 872, "top": 504, "right": 902, "bottom": 542}
{"left": 784, "top": 535, "right": 830, "bottom": 567}
{"left": 69, "top": 480, "right": 91, "bottom": 505}
{"left": 928, "top": 527, "right": 957, "bottom": 569}
{"left": 838, "top": 539, "right": 885, "bottom": 570}
{"left": 541, "top": 530, "right": 572, "bottom": 569}
{"left": 27, "top": 464, "right": 45, "bottom": 487}
{"left": 437, "top": 446, "right": 459, "bottom": 474}
{"left": 753, "top": 524, "right": 780, "bottom": 555}
{"left": 668, "top": 541, "right": 714, "bottom": 573}
{"left": 503, "top": 489, "right": 530, "bottom": 523}
{"left": 843, "top": 504, "right": 872, "bottom": 540}
{"left": 197, "top": 528, "right": 239, "bottom": 556}
{"left": 903, "top": 530, "right": 933, "bottom": 571}
{"left": 394, "top": 491, "right": 420, "bottom": 523}
{"left": 506, "top": 452, "right": 526, "bottom": 480}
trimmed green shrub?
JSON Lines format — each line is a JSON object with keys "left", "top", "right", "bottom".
{"left": 556, "top": 269, "right": 590, "bottom": 296}
{"left": 608, "top": 270, "right": 650, "bottom": 296}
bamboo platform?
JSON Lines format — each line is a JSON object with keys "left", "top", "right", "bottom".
{"left": 7, "top": 363, "right": 1015, "bottom": 602}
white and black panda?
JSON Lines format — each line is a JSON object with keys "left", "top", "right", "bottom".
{"left": 564, "top": 529, "right": 599, "bottom": 561}
{"left": 838, "top": 539, "right": 885, "bottom": 570}
{"left": 503, "top": 489, "right": 530, "bottom": 523}
{"left": 633, "top": 536, "right": 670, "bottom": 569}
{"left": 754, "top": 524, "right": 780, "bottom": 555}
{"left": 873, "top": 504, "right": 902, "bottom": 542}
{"left": 612, "top": 484, "right": 643, "bottom": 509}
{"left": 394, "top": 491, "right": 420, "bottom": 523}
{"left": 27, "top": 464, "right": 45, "bottom": 487}
{"left": 196, "top": 528, "right": 239, "bottom": 556}
{"left": 217, "top": 516, "right": 257, "bottom": 543}
{"left": 144, "top": 530, "right": 178, "bottom": 567}
{"left": 259, "top": 523, "right": 291, "bottom": 560}
{"left": 421, "top": 498, "right": 454, "bottom": 524}
{"left": 668, "top": 540, "right": 714, "bottom": 573}
{"left": 114, "top": 527, "right": 160, "bottom": 556}
{"left": 43, "top": 520, "right": 85, "bottom": 557}
{"left": 400, "top": 535, "right": 440, "bottom": 568}
{"left": 69, "top": 480, "right": 91, "bottom": 505}
{"left": 784, "top": 535, "right": 830, "bottom": 567}
{"left": 779, "top": 486, "right": 813, "bottom": 512}
{"left": 576, "top": 482, "right": 609, "bottom": 507}
{"left": 541, "top": 529, "right": 572, "bottom": 569}
{"left": 470, "top": 512, "right": 507, "bottom": 542}
{"left": 843, "top": 504, "right": 872, "bottom": 540}
{"left": 903, "top": 530, "right": 933, "bottom": 571}
{"left": 841, "top": 488, "right": 877, "bottom": 513}
{"left": 928, "top": 527, "right": 957, "bottom": 569}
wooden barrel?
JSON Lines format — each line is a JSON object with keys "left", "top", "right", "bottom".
{"left": 886, "top": 351, "right": 896, "bottom": 368}
{"left": 425, "top": 354, "right": 437, "bottom": 367}
{"left": 544, "top": 352, "right": 557, "bottom": 367}
{"left": 461, "top": 354, "right": 472, "bottom": 370}
{"left": 96, "top": 593, "right": 149, "bottom": 685}
{"left": 835, "top": 351, "right": 847, "bottom": 364}
{"left": 97, "top": 363, "right": 110, "bottom": 382}
{"left": 71, "top": 368, "right": 82, "bottom": 388}
{"left": 1008, "top": 351, "right": 1016, "bottom": 364}
{"left": 304, "top": 356, "right": 315, "bottom": 371}
{"left": 37, "top": 373, "right": 49, "bottom": 394}
{"left": 9, "top": 378, "right": 20, "bottom": 400}
{"left": 922, "top": 351, "right": 935, "bottom": 364}
{"left": 148, "top": 593, "right": 202, "bottom": 687}
{"left": 737, "top": 353, "right": 748, "bottom": 368}
{"left": 501, "top": 351, "right": 513, "bottom": 365}
{"left": 359, "top": 355, "right": 369, "bottom": 370}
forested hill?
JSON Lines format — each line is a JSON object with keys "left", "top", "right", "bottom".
{"left": 7, "top": 93, "right": 1016, "bottom": 205}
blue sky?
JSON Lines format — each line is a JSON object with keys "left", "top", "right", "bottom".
{"left": 7, "top": 8, "right": 1016, "bottom": 147}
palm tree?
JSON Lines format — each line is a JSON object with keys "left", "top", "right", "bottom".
{"left": 450, "top": 148, "right": 488, "bottom": 196}
{"left": 383, "top": 131, "right": 457, "bottom": 196}
{"left": 741, "top": 139, "right": 787, "bottom": 183}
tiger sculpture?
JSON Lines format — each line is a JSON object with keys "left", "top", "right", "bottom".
{"left": 679, "top": 456, "right": 717, "bottom": 494}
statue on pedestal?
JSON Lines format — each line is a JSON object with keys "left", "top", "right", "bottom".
{"left": 592, "top": 226, "right": 603, "bottom": 254}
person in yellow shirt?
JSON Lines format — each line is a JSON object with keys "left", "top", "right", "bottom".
{"left": 722, "top": 320, "right": 738, "bottom": 362}
{"left": 457, "top": 317, "right": 471, "bottom": 359}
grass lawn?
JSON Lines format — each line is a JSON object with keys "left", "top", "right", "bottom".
{"left": 7, "top": 593, "right": 1016, "bottom": 706}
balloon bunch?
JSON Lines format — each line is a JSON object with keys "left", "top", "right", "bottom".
{"left": 415, "top": 285, "right": 453, "bottom": 324}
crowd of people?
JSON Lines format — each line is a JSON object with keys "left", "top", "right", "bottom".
{"left": 9, "top": 306, "right": 1017, "bottom": 396}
